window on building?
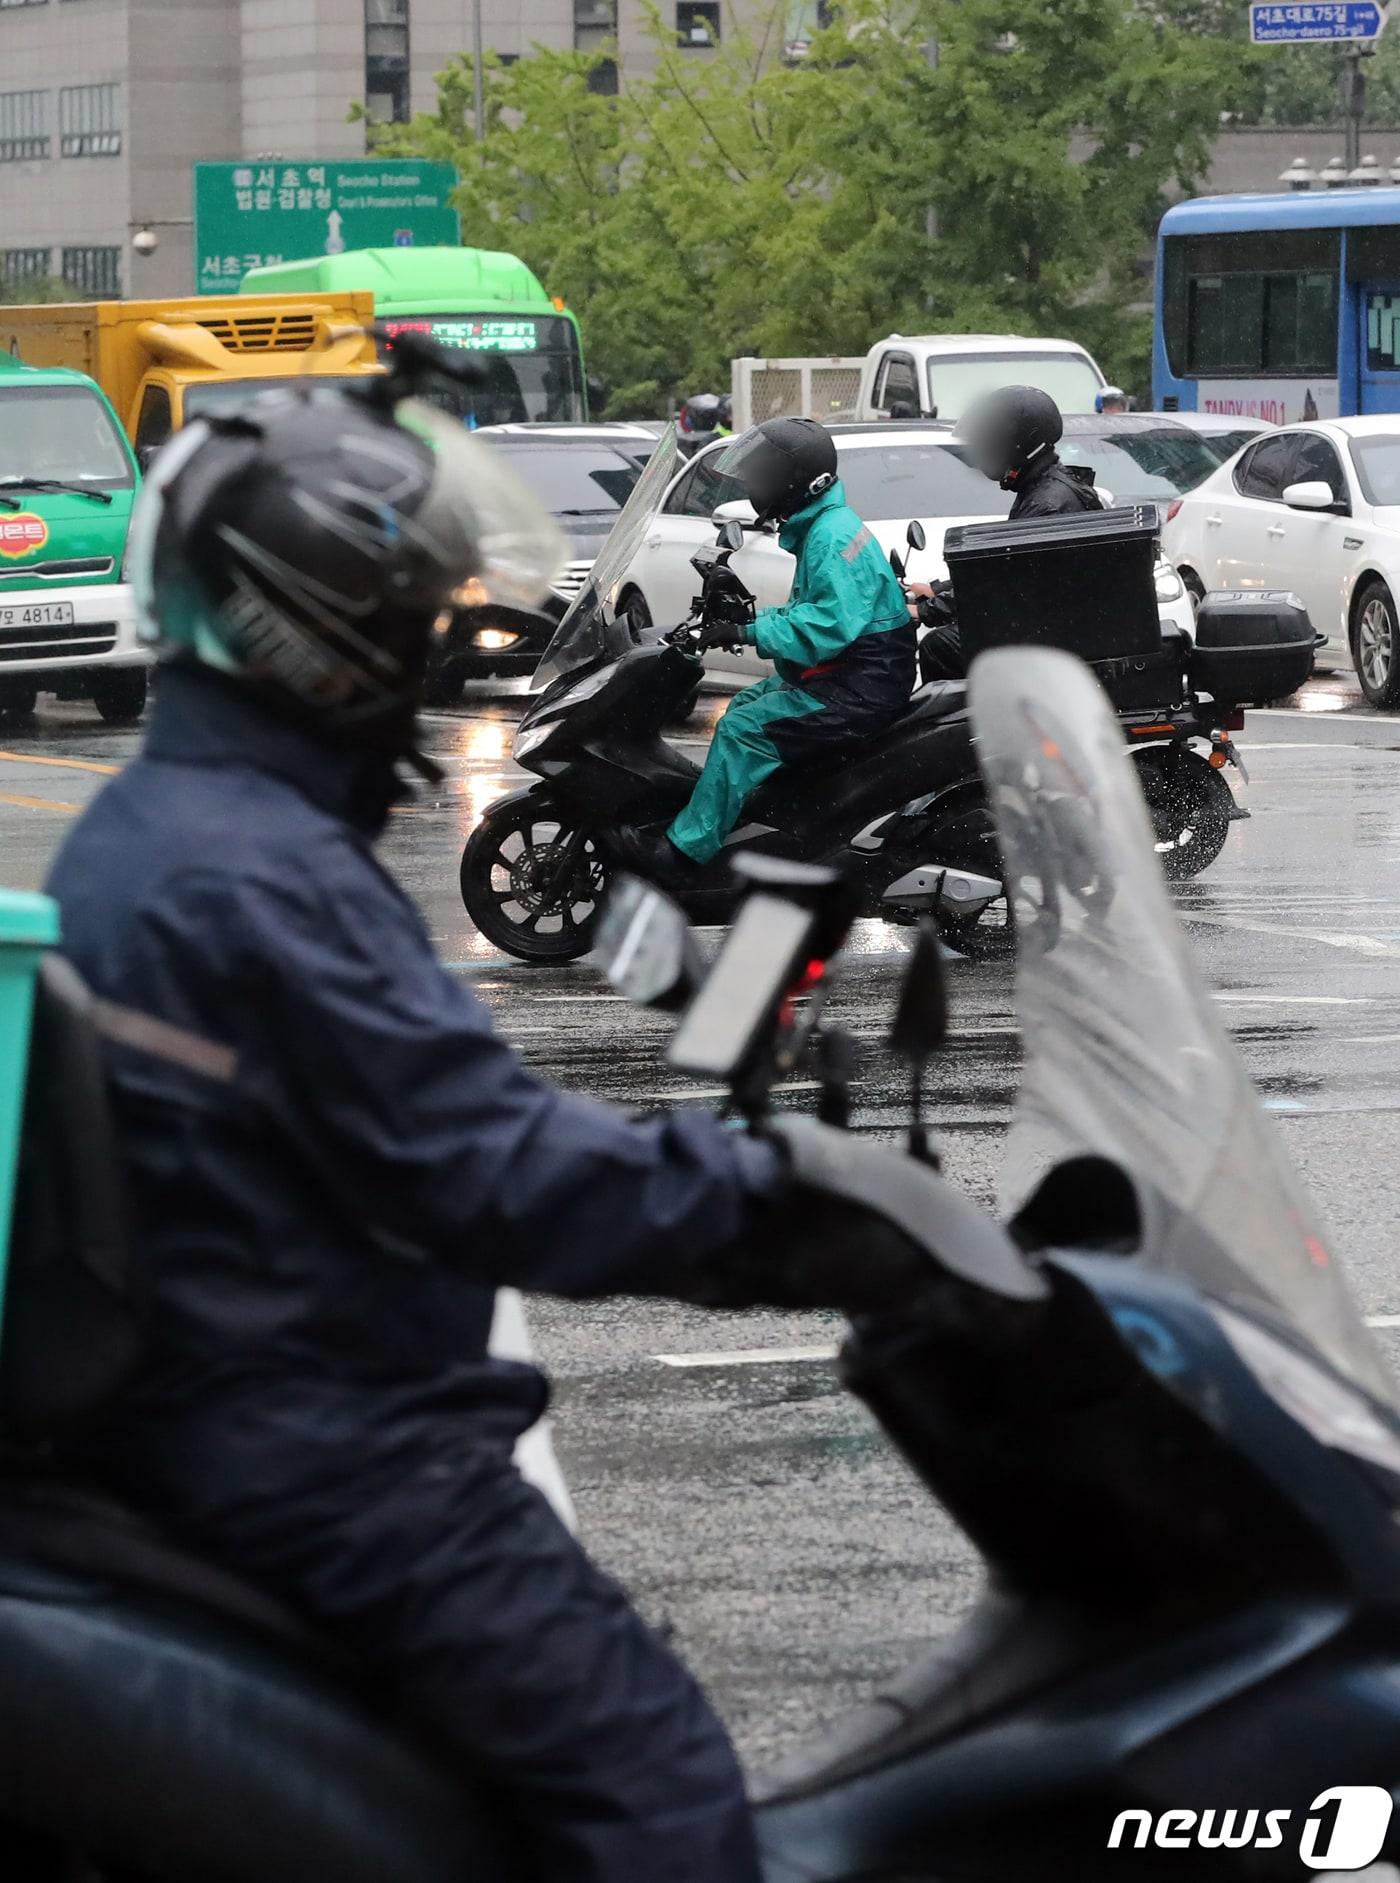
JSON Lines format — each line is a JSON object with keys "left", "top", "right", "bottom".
{"left": 0, "top": 91, "right": 49, "bottom": 162}
{"left": 1, "top": 247, "right": 52, "bottom": 286}
{"left": 365, "top": 0, "right": 410, "bottom": 124}
{"left": 576, "top": 0, "right": 614, "bottom": 56}
{"left": 59, "top": 83, "right": 120, "bottom": 157}
{"left": 61, "top": 245, "right": 120, "bottom": 295}
{"left": 677, "top": 1, "right": 720, "bottom": 43}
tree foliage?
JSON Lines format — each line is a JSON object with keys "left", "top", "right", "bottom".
{"left": 0, "top": 275, "right": 78, "bottom": 306}
{"left": 377, "top": 0, "right": 1233, "bottom": 410}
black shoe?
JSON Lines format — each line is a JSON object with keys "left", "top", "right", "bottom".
{"left": 609, "top": 825, "right": 697, "bottom": 890}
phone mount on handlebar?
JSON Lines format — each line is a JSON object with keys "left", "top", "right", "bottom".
{"left": 665, "top": 856, "right": 861, "bottom": 1125}
{"left": 598, "top": 858, "right": 863, "bottom": 1127}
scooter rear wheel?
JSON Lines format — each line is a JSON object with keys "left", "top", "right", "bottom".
{"left": 460, "top": 803, "right": 608, "bottom": 962}
{"left": 1133, "top": 744, "right": 1232, "bottom": 882}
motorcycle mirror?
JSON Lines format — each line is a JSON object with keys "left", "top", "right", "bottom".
{"left": 889, "top": 920, "right": 949, "bottom": 1062}
{"left": 889, "top": 547, "right": 906, "bottom": 580}
{"left": 906, "top": 520, "right": 927, "bottom": 553}
{"left": 597, "top": 876, "right": 702, "bottom": 1012}
{"left": 718, "top": 518, "right": 745, "bottom": 553}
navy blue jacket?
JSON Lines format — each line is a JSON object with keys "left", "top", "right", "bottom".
{"left": 46, "top": 670, "right": 780, "bottom": 1480}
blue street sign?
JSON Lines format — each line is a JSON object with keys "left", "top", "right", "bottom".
{"left": 1249, "top": 1, "right": 1387, "bottom": 43}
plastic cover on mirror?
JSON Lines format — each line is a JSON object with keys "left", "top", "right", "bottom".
{"left": 532, "top": 425, "right": 685, "bottom": 693}
{"left": 970, "top": 646, "right": 1397, "bottom": 1411}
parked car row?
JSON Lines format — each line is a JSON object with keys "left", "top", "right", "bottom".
{"left": 1164, "top": 417, "right": 1400, "bottom": 708}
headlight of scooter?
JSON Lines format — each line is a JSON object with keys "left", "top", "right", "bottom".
{"left": 514, "top": 719, "right": 562, "bottom": 760}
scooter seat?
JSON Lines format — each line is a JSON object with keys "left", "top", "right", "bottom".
{"left": 0, "top": 1478, "right": 516, "bottom": 1882}
{"left": 903, "top": 678, "right": 968, "bottom": 721}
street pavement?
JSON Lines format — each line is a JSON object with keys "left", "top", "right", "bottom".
{"left": 5, "top": 668, "right": 1400, "bottom": 1770}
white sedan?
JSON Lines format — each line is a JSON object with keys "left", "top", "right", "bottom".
{"left": 1164, "top": 418, "right": 1400, "bottom": 707}
{"left": 617, "top": 426, "right": 1194, "bottom": 685}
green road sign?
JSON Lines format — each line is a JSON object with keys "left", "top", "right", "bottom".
{"left": 193, "top": 160, "right": 459, "bottom": 295}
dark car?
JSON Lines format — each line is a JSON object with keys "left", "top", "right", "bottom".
{"left": 1054, "top": 413, "right": 1227, "bottom": 508}
{"left": 427, "top": 424, "right": 656, "bottom": 700}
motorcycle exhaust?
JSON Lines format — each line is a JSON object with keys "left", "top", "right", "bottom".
{"left": 882, "top": 865, "right": 1002, "bottom": 917}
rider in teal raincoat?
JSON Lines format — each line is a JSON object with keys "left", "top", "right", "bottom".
{"left": 617, "top": 419, "right": 914, "bottom": 879}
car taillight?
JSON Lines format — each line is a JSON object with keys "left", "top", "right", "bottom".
{"left": 1166, "top": 499, "right": 1182, "bottom": 522}
{"left": 1222, "top": 709, "right": 1245, "bottom": 732}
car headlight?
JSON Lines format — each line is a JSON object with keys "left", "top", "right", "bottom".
{"left": 514, "top": 719, "right": 561, "bottom": 760}
{"left": 473, "top": 627, "right": 521, "bottom": 652}
{"left": 1154, "top": 559, "right": 1184, "bottom": 604}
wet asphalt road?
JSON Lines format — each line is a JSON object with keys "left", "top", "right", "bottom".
{"left": 6, "top": 669, "right": 1400, "bottom": 1768}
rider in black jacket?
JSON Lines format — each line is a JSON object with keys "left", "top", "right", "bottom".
{"left": 915, "top": 386, "right": 1101, "bottom": 683}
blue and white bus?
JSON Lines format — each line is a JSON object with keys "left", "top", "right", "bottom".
{"left": 1154, "top": 190, "right": 1400, "bottom": 422}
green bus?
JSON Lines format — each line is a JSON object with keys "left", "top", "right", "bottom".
{"left": 239, "top": 246, "right": 587, "bottom": 425}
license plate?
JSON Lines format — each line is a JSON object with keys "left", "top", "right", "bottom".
{"left": 0, "top": 602, "right": 75, "bottom": 630}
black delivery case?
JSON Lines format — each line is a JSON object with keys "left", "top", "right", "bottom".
{"left": 1189, "top": 590, "right": 1314, "bottom": 706}
{"left": 944, "top": 504, "right": 1189, "bottom": 712}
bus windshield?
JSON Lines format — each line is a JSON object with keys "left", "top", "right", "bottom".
{"left": 379, "top": 313, "right": 586, "bottom": 425}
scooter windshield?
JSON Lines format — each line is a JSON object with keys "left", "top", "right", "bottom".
{"left": 971, "top": 646, "right": 1397, "bottom": 1412}
{"left": 532, "top": 426, "right": 685, "bottom": 693}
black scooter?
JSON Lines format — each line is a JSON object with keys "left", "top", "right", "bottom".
{"left": 459, "top": 432, "right": 1250, "bottom": 964}
{"left": 5, "top": 647, "right": 1400, "bottom": 1880}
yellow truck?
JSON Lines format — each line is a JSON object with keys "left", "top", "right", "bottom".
{"left": 1, "top": 292, "right": 379, "bottom": 464}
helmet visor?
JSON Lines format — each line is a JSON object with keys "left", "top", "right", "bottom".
{"left": 716, "top": 430, "right": 793, "bottom": 515}
{"left": 396, "top": 399, "right": 566, "bottom": 611}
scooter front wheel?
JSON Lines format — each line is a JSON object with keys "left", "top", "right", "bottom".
{"left": 460, "top": 802, "right": 608, "bottom": 962}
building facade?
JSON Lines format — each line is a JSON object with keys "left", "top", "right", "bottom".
{"left": 0, "top": 0, "right": 771, "bottom": 300}
{"left": 5, "top": 1, "right": 1400, "bottom": 303}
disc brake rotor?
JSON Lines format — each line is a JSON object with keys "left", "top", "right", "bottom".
{"left": 509, "top": 837, "right": 602, "bottom": 914}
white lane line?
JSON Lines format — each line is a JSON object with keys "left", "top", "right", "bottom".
{"left": 1252, "top": 706, "right": 1400, "bottom": 724}
{"left": 1188, "top": 913, "right": 1400, "bottom": 959}
{"left": 1216, "top": 995, "right": 1369, "bottom": 1006}
{"left": 659, "top": 1318, "right": 1400, "bottom": 1364}
{"left": 655, "top": 1344, "right": 838, "bottom": 1368}
{"left": 636, "top": 1078, "right": 824, "bottom": 1102}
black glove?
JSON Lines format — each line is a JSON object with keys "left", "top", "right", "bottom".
{"left": 695, "top": 615, "right": 749, "bottom": 653}
{"left": 683, "top": 1119, "right": 1046, "bottom": 1322}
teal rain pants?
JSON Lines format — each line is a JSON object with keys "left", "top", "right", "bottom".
{"left": 668, "top": 675, "right": 824, "bottom": 865}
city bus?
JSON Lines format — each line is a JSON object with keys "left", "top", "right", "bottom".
{"left": 1153, "top": 190, "right": 1400, "bottom": 421}
{"left": 239, "top": 247, "right": 588, "bottom": 424}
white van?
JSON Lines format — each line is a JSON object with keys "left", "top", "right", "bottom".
{"left": 859, "top": 334, "right": 1108, "bottom": 424}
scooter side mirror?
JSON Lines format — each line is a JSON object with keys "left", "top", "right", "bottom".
{"left": 906, "top": 520, "right": 927, "bottom": 553}
{"left": 889, "top": 547, "right": 906, "bottom": 580}
{"left": 889, "top": 920, "right": 949, "bottom": 1062}
{"left": 597, "top": 876, "right": 702, "bottom": 1012}
{"left": 717, "top": 518, "right": 746, "bottom": 553}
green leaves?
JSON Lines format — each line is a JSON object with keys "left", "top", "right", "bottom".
{"left": 379, "top": 0, "right": 1230, "bottom": 410}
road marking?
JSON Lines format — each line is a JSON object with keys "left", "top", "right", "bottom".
{"left": 0, "top": 791, "right": 79, "bottom": 813}
{"left": 636, "top": 1078, "right": 823, "bottom": 1102}
{"left": 659, "top": 1318, "right": 1400, "bottom": 1364}
{"left": 655, "top": 1344, "right": 837, "bottom": 1368}
{"left": 0, "top": 748, "right": 119, "bottom": 775}
{"left": 1218, "top": 994, "right": 1369, "bottom": 1006}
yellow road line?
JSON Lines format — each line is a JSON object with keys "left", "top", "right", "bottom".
{"left": 0, "top": 791, "right": 80, "bottom": 813}
{"left": 0, "top": 748, "right": 119, "bottom": 776}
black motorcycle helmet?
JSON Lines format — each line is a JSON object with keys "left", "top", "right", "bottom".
{"left": 681, "top": 393, "right": 722, "bottom": 434}
{"left": 959, "top": 385, "right": 1063, "bottom": 492}
{"left": 718, "top": 417, "right": 839, "bottom": 522}
{"left": 129, "top": 381, "right": 560, "bottom": 768}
